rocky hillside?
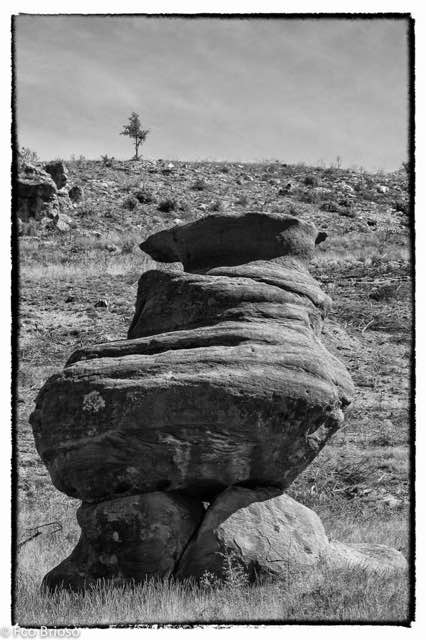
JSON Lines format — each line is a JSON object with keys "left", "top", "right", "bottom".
{"left": 18, "top": 157, "right": 409, "bottom": 241}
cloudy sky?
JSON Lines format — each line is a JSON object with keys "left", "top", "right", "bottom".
{"left": 14, "top": 15, "right": 409, "bottom": 170}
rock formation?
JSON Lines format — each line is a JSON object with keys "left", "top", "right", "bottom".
{"left": 30, "top": 212, "right": 407, "bottom": 590}
{"left": 17, "top": 163, "right": 58, "bottom": 221}
{"left": 44, "top": 160, "right": 68, "bottom": 189}
{"left": 176, "top": 487, "right": 407, "bottom": 581}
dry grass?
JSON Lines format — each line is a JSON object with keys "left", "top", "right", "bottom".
{"left": 15, "top": 570, "right": 409, "bottom": 625}
{"left": 15, "top": 527, "right": 409, "bottom": 626}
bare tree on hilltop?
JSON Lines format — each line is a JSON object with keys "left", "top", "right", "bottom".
{"left": 120, "top": 112, "right": 149, "bottom": 160}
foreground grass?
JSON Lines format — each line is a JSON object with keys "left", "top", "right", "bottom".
{"left": 15, "top": 487, "right": 410, "bottom": 626}
{"left": 15, "top": 566, "right": 409, "bottom": 626}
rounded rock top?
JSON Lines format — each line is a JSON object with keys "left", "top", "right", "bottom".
{"left": 140, "top": 211, "right": 321, "bottom": 272}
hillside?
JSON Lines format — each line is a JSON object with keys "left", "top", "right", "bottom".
{"left": 16, "top": 159, "right": 412, "bottom": 623}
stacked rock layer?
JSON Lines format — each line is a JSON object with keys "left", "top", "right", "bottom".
{"left": 30, "top": 212, "right": 406, "bottom": 590}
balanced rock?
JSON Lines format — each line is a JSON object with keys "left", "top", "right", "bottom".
{"left": 31, "top": 213, "right": 354, "bottom": 502}
{"left": 17, "top": 163, "right": 58, "bottom": 221}
{"left": 176, "top": 487, "right": 407, "bottom": 581}
{"left": 43, "top": 492, "right": 203, "bottom": 592}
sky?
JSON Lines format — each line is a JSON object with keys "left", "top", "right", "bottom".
{"left": 14, "top": 15, "right": 409, "bottom": 171}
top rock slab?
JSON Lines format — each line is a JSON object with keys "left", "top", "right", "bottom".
{"left": 140, "top": 212, "right": 320, "bottom": 271}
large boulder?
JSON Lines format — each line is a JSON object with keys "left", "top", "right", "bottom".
{"left": 30, "top": 213, "right": 354, "bottom": 502}
{"left": 175, "top": 487, "right": 407, "bottom": 581}
{"left": 44, "top": 160, "right": 68, "bottom": 189}
{"left": 43, "top": 492, "right": 204, "bottom": 592}
{"left": 139, "top": 212, "right": 323, "bottom": 271}
{"left": 16, "top": 163, "right": 58, "bottom": 221}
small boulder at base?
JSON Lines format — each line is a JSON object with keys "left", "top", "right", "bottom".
{"left": 176, "top": 487, "right": 331, "bottom": 581}
{"left": 43, "top": 492, "right": 204, "bottom": 591}
{"left": 176, "top": 487, "right": 408, "bottom": 582}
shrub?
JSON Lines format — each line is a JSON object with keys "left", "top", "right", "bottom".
{"left": 122, "top": 195, "right": 138, "bottom": 211}
{"left": 178, "top": 200, "right": 190, "bottom": 213}
{"left": 18, "top": 147, "right": 39, "bottom": 166}
{"left": 133, "top": 187, "right": 154, "bottom": 204}
{"left": 101, "top": 154, "right": 115, "bottom": 167}
{"left": 209, "top": 199, "right": 223, "bottom": 212}
{"left": 297, "top": 189, "right": 319, "bottom": 204}
{"left": 394, "top": 200, "right": 408, "bottom": 215}
{"left": 121, "top": 240, "right": 135, "bottom": 254}
{"left": 303, "top": 175, "right": 319, "bottom": 187}
{"left": 235, "top": 195, "right": 249, "bottom": 206}
{"left": 320, "top": 200, "right": 340, "bottom": 213}
{"left": 158, "top": 198, "right": 177, "bottom": 213}
{"left": 191, "top": 178, "right": 208, "bottom": 191}
{"left": 76, "top": 155, "right": 87, "bottom": 168}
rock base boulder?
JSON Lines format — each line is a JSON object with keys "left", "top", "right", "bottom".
{"left": 43, "top": 492, "right": 204, "bottom": 592}
{"left": 176, "top": 487, "right": 408, "bottom": 582}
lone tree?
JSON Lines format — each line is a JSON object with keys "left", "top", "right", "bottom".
{"left": 120, "top": 112, "right": 149, "bottom": 160}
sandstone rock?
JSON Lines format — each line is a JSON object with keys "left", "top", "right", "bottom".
{"left": 328, "top": 541, "right": 407, "bottom": 575}
{"left": 54, "top": 213, "right": 76, "bottom": 232}
{"left": 31, "top": 214, "right": 353, "bottom": 503}
{"left": 43, "top": 492, "right": 203, "bottom": 591}
{"left": 139, "top": 212, "right": 321, "bottom": 271}
{"left": 176, "top": 487, "right": 407, "bottom": 582}
{"left": 16, "top": 163, "right": 58, "bottom": 221}
{"left": 44, "top": 160, "right": 68, "bottom": 189}
{"left": 176, "top": 487, "right": 330, "bottom": 581}
{"left": 68, "top": 185, "right": 84, "bottom": 203}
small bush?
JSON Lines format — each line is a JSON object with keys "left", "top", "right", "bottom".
{"left": 394, "top": 200, "right": 408, "bottom": 215}
{"left": 303, "top": 175, "right": 319, "bottom": 187}
{"left": 296, "top": 189, "right": 320, "bottom": 204}
{"left": 209, "top": 199, "right": 223, "bottom": 212}
{"left": 101, "top": 154, "right": 114, "bottom": 167}
{"left": 19, "top": 147, "right": 39, "bottom": 165}
{"left": 235, "top": 195, "right": 249, "bottom": 206}
{"left": 158, "top": 198, "right": 177, "bottom": 213}
{"left": 369, "top": 283, "right": 401, "bottom": 302}
{"left": 133, "top": 187, "right": 154, "bottom": 204}
{"left": 320, "top": 200, "right": 340, "bottom": 213}
{"left": 121, "top": 240, "right": 135, "bottom": 254}
{"left": 178, "top": 200, "right": 190, "bottom": 213}
{"left": 191, "top": 178, "right": 208, "bottom": 191}
{"left": 122, "top": 195, "right": 138, "bottom": 211}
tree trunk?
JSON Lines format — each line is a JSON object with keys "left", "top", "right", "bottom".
{"left": 135, "top": 139, "right": 139, "bottom": 160}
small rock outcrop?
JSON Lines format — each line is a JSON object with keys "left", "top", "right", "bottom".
{"left": 44, "top": 160, "right": 68, "bottom": 189}
{"left": 17, "top": 163, "right": 58, "bottom": 221}
{"left": 30, "top": 211, "right": 406, "bottom": 590}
